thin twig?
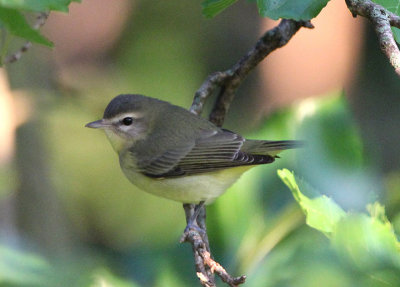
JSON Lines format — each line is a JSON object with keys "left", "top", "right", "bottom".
{"left": 203, "top": 251, "right": 246, "bottom": 287}
{"left": 181, "top": 218, "right": 246, "bottom": 287}
{"left": 189, "top": 19, "right": 313, "bottom": 126}
{"left": 345, "top": 0, "right": 400, "bottom": 77}
{"left": 183, "top": 19, "right": 312, "bottom": 287}
{"left": 389, "top": 13, "right": 400, "bottom": 28}
{"left": 4, "top": 12, "right": 50, "bottom": 64}
{"left": 181, "top": 204, "right": 216, "bottom": 287}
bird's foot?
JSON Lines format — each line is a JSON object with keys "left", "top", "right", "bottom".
{"left": 180, "top": 217, "right": 207, "bottom": 243}
{"left": 180, "top": 201, "right": 206, "bottom": 243}
{"left": 185, "top": 220, "right": 204, "bottom": 234}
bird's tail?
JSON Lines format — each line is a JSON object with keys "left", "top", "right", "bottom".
{"left": 243, "top": 140, "right": 304, "bottom": 157}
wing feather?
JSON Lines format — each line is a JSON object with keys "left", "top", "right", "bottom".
{"left": 140, "top": 130, "right": 275, "bottom": 178}
{"left": 136, "top": 129, "right": 300, "bottom": 178}
{"left": 136, "top": 144, "right": 194, "bottom": 175}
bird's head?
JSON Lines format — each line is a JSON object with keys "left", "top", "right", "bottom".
{"left": 85, "top": 94, "right": 159, "bottom": 153}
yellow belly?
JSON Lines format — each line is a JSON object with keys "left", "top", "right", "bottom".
{"left": 120, "top": 165, "right": 252, "bottom": 204}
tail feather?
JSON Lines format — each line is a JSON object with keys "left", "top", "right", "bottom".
{"left": 242, "top": 140, "right": 304, "bottom": 156}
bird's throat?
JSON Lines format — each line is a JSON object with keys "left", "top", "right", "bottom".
{"left": 104, "top": 129, "right": 130, "bottom": 153}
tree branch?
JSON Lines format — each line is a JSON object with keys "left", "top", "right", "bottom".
{"left": 183, "top": 19, "right": 312, "bottom": 287}
{"left": 190, "top": 19, "right": 314, "bottom": 126}
{"left": 345, "top": 0, "right": 400, "bottom": 77}
{"left": 4, "top": 12, "right": 49, "bottom": 64}
{"left": 180, "top": 209, "right": 246, "bottom": 287}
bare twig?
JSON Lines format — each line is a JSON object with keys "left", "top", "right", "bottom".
{"left": 345, "top": 0, "right": 400, "bottom": 77}
{"left": 180, "top": 213, "right": 246, "bottom": 287}
{"left": 389, "top": 14, "right": 400, "bottom": 28}
{"left": 181, "top": 204, "right": 216, "bottom": 286}
{"left": 4, "top": 12, "right": 50, "bottom": 64}
{"left": 189, "top": 19, "right": 313, "bottom": 126}
{"left": 203, "top": 251, "right": 246, "bottom": 286}
{"left": 183, "top": 19, "right": 312, "bottom": 287}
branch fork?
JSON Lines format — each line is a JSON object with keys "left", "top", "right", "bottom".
{"left": 190, "top": 19, "right": 313, "bottom": 127}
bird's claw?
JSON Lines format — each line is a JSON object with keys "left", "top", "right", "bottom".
{"left": 180, "top": 221, "right": 205, "bottom": 243}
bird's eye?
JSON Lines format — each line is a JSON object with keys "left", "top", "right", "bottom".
{"left": 121, "top": 117, "right": 134, "bottom": 126}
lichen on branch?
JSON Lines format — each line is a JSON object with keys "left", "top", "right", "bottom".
{"left": 346, "top": 0, "right": 400, "bottom": 76}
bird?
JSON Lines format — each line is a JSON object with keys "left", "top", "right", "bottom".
{"left": 86, "top": 94, "right": 301, "bottom": 207}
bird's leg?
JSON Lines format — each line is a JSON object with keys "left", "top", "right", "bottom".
{"left": 182, "top": 203, "right": 195, "bottom": 225}
{"left": 192, "top": 201, "right": 205, "bottom": 225}
{"left": 183, "top": 201, "right": 205, "bottom": 234}
{"left": 180, "top": 202, "right": 208, "bottom": 243}
{"left": 196, "top": 203, "right": 211, "bottom": 252}
{"left": 181, "top": 202, "right": 216, "bottom": 285}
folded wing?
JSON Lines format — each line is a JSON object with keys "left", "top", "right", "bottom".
{"left": 139, "top": 129, "right": 291, "bottom": 178}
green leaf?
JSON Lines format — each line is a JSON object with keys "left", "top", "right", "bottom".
{"left": 278, "top": 169, "right": 346, "bottom": 236}
{"left": 0, "top": 7, "right": 52, "bottom": 46}
{"left": 279, "top": 168, "right": 400, "bottom": 282}
{"left": 367, "top": 202, "right": 391, "bottom": 225}
{"left": 293, "top": 93, "right": 375, "bottom": 210}
{"left": 372, "top": 0, "right": 400, "bottom": 15}
{"left": 202, "top": 0, "right": 238, "bottom": 18}
{"left": 256, "top": 0, "right": 331, "bottom": 20}
{"left": 392, "top": 27, "right": 400, "bottom": 43}
{"left": 297, "top": 94, "right": 365, "bottom": 170}
{"left": 0, "top": 0, "right": 80, "bottom": 12}
{"left": 333, "top": 213, "right": 400, "bottom": 271}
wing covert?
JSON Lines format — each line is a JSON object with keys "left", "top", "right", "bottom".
{"left": 139, "top": 129, "right": 275, "bottom": 178}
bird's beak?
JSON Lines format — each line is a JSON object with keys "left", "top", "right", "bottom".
{"left": 85, "top": 119, "right": 111, "bottom": 129}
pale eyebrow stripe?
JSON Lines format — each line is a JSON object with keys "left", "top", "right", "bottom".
{"left": 112, "top": 112, "right": 144, "bottom": 121}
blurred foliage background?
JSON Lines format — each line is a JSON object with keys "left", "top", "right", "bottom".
{"left": 0, "top": 0, "right": 400, "bottom": 286}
